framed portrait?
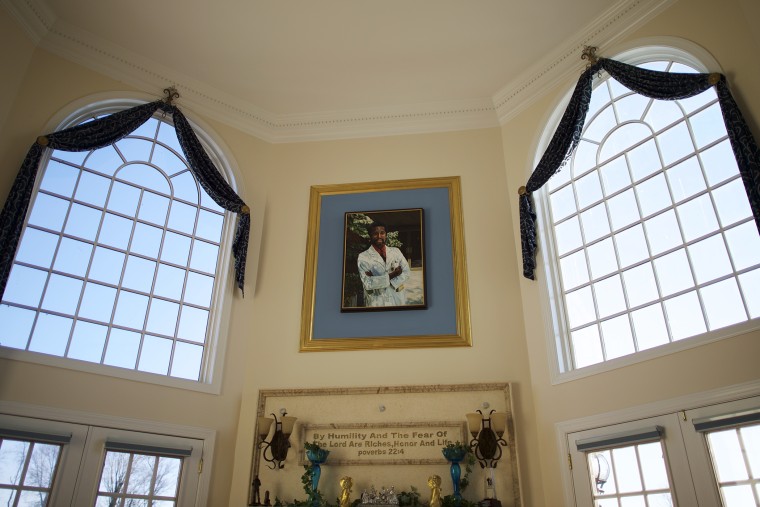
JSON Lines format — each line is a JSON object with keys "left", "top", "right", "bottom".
{"left": 341, "top": 208, "right": 426, "bottom": 312}
{"left": 300, "top": 176, "right": 471, "bottom": 352}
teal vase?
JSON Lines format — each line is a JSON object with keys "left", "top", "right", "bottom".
{"left": 442, "top": 447, "right": 468, "bottom": 503}
{"left": 306, "top": 447, "right": 330, "bottom": 507}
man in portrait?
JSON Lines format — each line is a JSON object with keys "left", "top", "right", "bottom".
{"left": 357, "top": 221, "right": 411, "bottom": 307}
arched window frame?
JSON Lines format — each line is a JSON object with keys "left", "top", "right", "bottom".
{"left": 532, "top": 40, "right": 760, "bottom": 383}
{"left": 0, "top": 95, "right": 241, "bottom": 394}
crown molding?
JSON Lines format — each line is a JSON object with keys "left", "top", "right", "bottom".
{"left": 4, "top": 0, "right": 676, "bottom": 143}
{"left": 492, "top": 0, "right": 677, "bottom": 124}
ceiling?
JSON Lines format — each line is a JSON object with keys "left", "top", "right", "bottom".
{"left": 6, "top": 0, "right": 672, "bottom": 141}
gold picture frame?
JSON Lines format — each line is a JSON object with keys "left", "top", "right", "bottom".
{"left": 300, "top": 176, "right": 471, "bottom": 351}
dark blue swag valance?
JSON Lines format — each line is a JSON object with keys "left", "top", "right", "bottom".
{"left": 0, "top": 100, "right": 250, "bottom": 298}
{"left": 520, "top": 58, "right": 760, "bottom": 280}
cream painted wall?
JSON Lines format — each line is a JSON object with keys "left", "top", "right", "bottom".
{"left": 502, "top": 0, "right": 760, "bottom": 504}
{"left": 0, "top": 8, "right": 35, "bottom": 137}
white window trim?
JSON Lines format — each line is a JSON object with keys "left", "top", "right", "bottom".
{"left": 0, "top": 399, "right": 216, "bottom": 506}
{"left": 0, "top": 92, "right": 243, "bottom": 394}
{"left": 530, "top": 37, "right": 760, "bottom": 384}
{"left": 555, "top": 378, "right": 760, "bottom": 506}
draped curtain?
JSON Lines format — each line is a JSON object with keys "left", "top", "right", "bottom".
{"left": 520, "top": 58, "right": 760, "bottom": 280}
{"left": 0, "top": 100, "right": 250, "bottom": 298}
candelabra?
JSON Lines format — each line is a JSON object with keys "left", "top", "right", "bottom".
{"left": 466, "top": 409, "right": 508, "bottom": 504}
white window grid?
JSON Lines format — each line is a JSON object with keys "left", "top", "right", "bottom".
{"left": 96, "top": 450, "right": 184, "bottom": 506}
{"left": 704, "top": 423, "right": 760, "bottom": 506}
{"left": 0, "top": 114, "right": 227, "bottom": 382}
{"left": 585, "top": 442, "right": 675, "bottom": 506}
{"left": 0, "top": 439, "right": 63, "bottom": 506}
{"left": 545, "top": 59, "right": 760, "bottom": 371}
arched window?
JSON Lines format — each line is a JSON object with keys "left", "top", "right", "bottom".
{"left": 538, "top": 48, "right": 760, "bottom": 376}
{"left": 0, "top": 102, "right": 237, "bottom": 388}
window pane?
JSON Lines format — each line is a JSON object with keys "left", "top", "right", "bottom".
{"left": 107, "top": 181, "right": 141, "bottom": 217}
{"left": 701, "top": 140, "right": 740, "bottom": 186}
{"left": 131, "top": 223, "right": 163, "bottom": 258}
{"left": 120, "top": 164, "right": 170, "bottom": 195}
{"left": 116, "top": 138, "right": 153, "bottom": 162}
{"left": 16, "top": 228, "right": 59, "bottom": 269}
{"left": 613, "top": 446, "right": 643, "bottom": 493}
{"left": 587, "top": 238, "right": 618, "bottom": 279}
{"left": 0, "top": 439, "right": 29, "bottom": 485}
{"left": 708, "top": 429, "right": 748, "bottom": 482}
{"left": 196, "top": 210, "right": 224, "bottom": 243}
{"left": 189, "top": 241, "right": 219, "bottom": 274}
{"left": 607, "top": 189, "right": 640, "bottom": 231}
{"left": 3, "top": 265, "right": 48, "bottom": 307}
{"left": 122, "top": 256, "right": 157, "bottom": 293}
{"left": 170, "top": 171, "right": 199, "bottom": 204}
{"left": 154, "top": 264, "right": 185, "bottom": 300}
{"left": 631, "top": 304, "right": 668, "bottom": 350}
{"left": 177, "top": 306, "right": 209, "bottom": 344}
{"left": 41, "top": 274, "right": 83, "bottom": 314}
{"left": 623, "top": 263, "right": 658, "bottom": 308}
{"left": 739, "top": 269, "right": 760, "bottom": 318}
{"left": 152, "top": 145, "right": 186, "bottom": 176}
{"left": 658, "top": 121, "right": 694, "bottom": 166}
{"left": 0, "top": 305, "right": 35, "bottom": 349}
{"left": 138, "top": 335, "right": 173, "bottom": 375}
{"left": 75, "top": 171, "right": 110, "bottom": 207}
{"left": 653, "top": 249, "right": 694, "bottom": 296}
{"left": 171, "top": 341, "right": 203, "bottom": 380}
{"left": 688, "top": 235, "right": 732, "bottom": 284}
{"left": 98, "top": 213, "right": 134, "bottom": 250}
{"left": 627, "top": 139, "right": 661, "bottom": 182}
{"left": 701, "top": 278, "right": 746, "bottom": 330}
{"left": 667, "top": 156, "right": 706, "bottom": 203}
{"left": 184, "top": 272, "right": 214, "bottom": 308}
{"left": 167, "top": 201, "right": 197, "bottom": 235}
{"left": 614, "top": 225, "right": 648, "bottom": 268}
{"left": 64, "top": 203, "right": 102, "bottom": 241}
{"left": 104, "top": 329, "right": 140, "bottom": 369}
{"left": 28, "top": 193, "right": 69, "bottom": 232}
{"left": 29, "top": 313, "right": 72, "bottom": 356}
{"left": 664, "top": 291, "right": 707, "bottom": 341}
{"left": 85, "top": 145, "right": 122, "bottom": 176}
{"left": 580, "top": 204, "right": 610, "bottom": 242}
{"left": 160, "top": 232, "right": 191, "bottom": 266}
{"left": 725, "top": 221, "right": 760, "bottom": 270}
{"left": 40, "top": 160, "right": 79, "bottom": 197}
{"left": 146, "top": 299, "right": 180, "bottom": 336}
{"left": 138, "top": 191, "right": 170, "bottom": 226}
{"left": 89, "top": 247, "right": 126, "bottom": 285}
{"left": 559, "top": 251, "right": 589, "bottom": 290}
{"left": 636, "top": 173, "right": 671, "bottom": 218}
{"left": 690, "top": 103, "right": 727, "bottom": 149}
{"left": 599, "top": 155, "right": 631, "bottom": 196}
{"left": 113, "top": 291, "right": 149, "bottom": 328}
{"left": 126, "top": 454, "right": 155, "bottom": 495}
{"left": 584, "top": 105, "right": 616, "bottom": 144}
{"left": 571, "top": 325, "right": 603, "bottom": 368}
{"left": 54, "top": 237, "right": 93, "bottom": 276}
{"left": 78, "top": 283, "right": 117, "bottom": 322}
{"left": 68, "top": 321, "right": 108, "bottom": 362}
{"left": 576, "top": 171, "right": 603, "bottom": 209}
{"left": 615, "top": 93, "right": 650, "bottom": 122}
{"left": 550, "top": 185, "right": 576, "bottom": 222}
{"left": 155, "top": 457, "right": 182, "bottom": 496}
{"left": 600, "top": 315, "right": 635, "bottom": 360}
{"left": 644, "top": 210, "right": 681, "bottom": 255}
{"left": 26, "top": 443, "right": 60, "bottom": 487}
{"left": 594, "top": 275, "right": 626, "bottom": 319}
{"left": 600, "top": 123, "right": 652, "bottom": 163}
{"left": 712, "top": 179, "right": 753, "bottom": 227}
{"left": 566, "top": 287, "right": 596, "bottom": 328}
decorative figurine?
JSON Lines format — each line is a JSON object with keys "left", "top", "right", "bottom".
{"left": 251, "top": 475, "right": 262, "bottom": 505}
{"left": 428, "top": 475, "right": 442, "bottom": 507}
{"left": 339, "top": 476, "right": 353, "bottom": 507}
{"left": 264, "top": 491, "right": 271, "bottom": 506}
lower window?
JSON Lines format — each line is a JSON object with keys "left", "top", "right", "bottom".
{"left": 568, "top": 395, "right": 760, "bottom": 506}
{"left": 0, "top": 414, "right": 205, "bottom": 507}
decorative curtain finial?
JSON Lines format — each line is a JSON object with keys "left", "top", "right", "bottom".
{"left": 581, "top": 46, "right": 599, "bottom": 69}
{"left": 163, "top": 86, "right": 180, "bottom": 106}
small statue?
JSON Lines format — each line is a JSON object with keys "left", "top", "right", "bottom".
{"left": 361, "top": 489, "right": 369, "bottom": 504}
{"left": 252, "top": 475, "right": 261, "bottom": 505}
{"left": 264, "top": 491, "right": 271, "bottom": 506}
{"left": 427, "top": 475, "right": 442, "bottom": 507}
{"left": 387, "top": 486, "right": 399, "bottom": 505}
{"left": 339, "top": 476, "right": 353, "bottom": 507}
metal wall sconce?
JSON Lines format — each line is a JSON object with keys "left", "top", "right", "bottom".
{"left": 466, "top": 409, "right": 508, "bottom": 504}
{"left": 257, "top": 410, "right": 297, "bottom": 469}
{"left": 466, "top": 409, "right": 508, "bottom": 468}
